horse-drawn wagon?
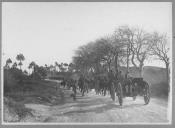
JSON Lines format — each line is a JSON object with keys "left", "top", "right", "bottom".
{"left": 114, "top": 77, "right": 150, "bottom": 106}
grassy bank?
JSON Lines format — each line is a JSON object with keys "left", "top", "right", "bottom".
{"left": 4, "top": 80, "right": 65, "bottom": 122}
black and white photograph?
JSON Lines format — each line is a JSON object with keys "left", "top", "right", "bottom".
{"left": 1, "top": 2, "right": 172, "bottom": 125}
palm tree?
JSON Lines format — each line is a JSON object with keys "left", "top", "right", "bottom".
{"left": 12, "top": 62, "right": 17, "bottom": 69}
{"left": 18, "top": 62, "right": 23, "bottom": 70}
{"left": 49, "top": 64, "right": 54, "bottom": 76}
{"left": 16, "top": 54, "right": 25, "bottom": 70}
{"left": 28, "top": 61, "right": 36, "bottom": 73}
{"left": 68, "top": 63, "right": 74, "bottom": 72}
{"left": 63, "top": 63, "right": 68, "bottom": 72}
{"left": 44, "top": 64, "right": 49, "bottom": 72}
{"left": 58, "top": 64, "right": 61, "bottom": 72}
{"left": 5, "top": 58, "right": 12, "bottom": 69}
{"left": 49, "top": 64, "right": 54, "bottom": 71}
{"left": 55, "top": 61, "right": 59, "bottom": 72}
{"left": 59, "top": 63, "right": 66, "bottom": 72}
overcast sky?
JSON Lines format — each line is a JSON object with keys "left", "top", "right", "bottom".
{"left": 2, "top": 2, "right": 172, "bottom": 70}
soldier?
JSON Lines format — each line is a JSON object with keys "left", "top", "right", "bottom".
{"left": 108, "top": 70, "right": 115, "bottom": 83}
{"left": 72, "top": 79, "right": 77, "bottom": 100}
{"left": 117, "top": 70, "right": 123, "bottom": 81}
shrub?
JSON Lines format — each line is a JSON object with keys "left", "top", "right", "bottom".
{"left": 4, "top": 68, "right": 29, "bottom": 94}
{"left": 4, "top": 97, "right": 33, "bottom": 122}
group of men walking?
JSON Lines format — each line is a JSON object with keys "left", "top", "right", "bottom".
{"left": 60, "top": 69, "right": 134, "bottom": 101}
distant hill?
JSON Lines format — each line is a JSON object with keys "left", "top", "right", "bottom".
{"left": 119, "top": 66, "right": 167, "bottom": 85}
{"left": 143, "top": 66, "right": 168, "bottom": 97}
{"left": 142, "top": 66, "right": 167, "bottom": 85}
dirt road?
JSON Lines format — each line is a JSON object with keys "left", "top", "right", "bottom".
{"left": 24, "top": 84, "right": 170, "bottom": 123}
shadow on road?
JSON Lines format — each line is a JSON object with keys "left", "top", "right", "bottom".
{"left": 121, "top": 103, "right": 144, "bottom": 109}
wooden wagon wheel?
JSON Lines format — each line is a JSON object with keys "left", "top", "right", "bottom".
{"left": 143, "top": 82, "right": 150, "bottom": 105}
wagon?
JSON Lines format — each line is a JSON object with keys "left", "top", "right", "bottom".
{"left": 113, "top": 77, "right": 150, "bottom": 106}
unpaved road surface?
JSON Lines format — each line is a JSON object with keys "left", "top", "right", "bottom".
{"left": 24, "top": 85, "right": 169, "bottom": 123}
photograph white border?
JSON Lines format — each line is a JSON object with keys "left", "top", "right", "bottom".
{"left": 0, "top": 1, "right": 173, "bottom": 126}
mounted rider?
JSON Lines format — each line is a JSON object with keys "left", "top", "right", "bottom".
{"left": 108, "top": 69, "right": 115, "bottom": 83}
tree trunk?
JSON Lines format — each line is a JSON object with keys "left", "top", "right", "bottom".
{"left": 126, "top": 49, "right": 129, "bottom": 74}
{"left": 166, "top": 63, "right": 170, "bottom": 92}
{"left": 20, "top": 60, "right": 22, "bottom": 71}
{"left": 114, "top": 53, "right": 118, "bottom": 74}
{"left": 126, "top": 44, "right": 130, "bottom": 75}
{"left": 108, "top": 62, "right": 111, "bottom": 72}
{"left": 139, "top": 63, "right": 144, "bottom": 77}
{"left": 138, "top": 68, "right": 142, "bottom": 77}
{"left": 131, "top": 51, "right": 137, "bottom": 68}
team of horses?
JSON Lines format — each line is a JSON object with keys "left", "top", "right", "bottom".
{"left": 60, "top": 72, "right": 150, "bottom": 106}
{"left": 60, "top": 72, "right": 130, "bottom": 98}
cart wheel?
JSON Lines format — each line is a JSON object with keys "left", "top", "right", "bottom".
{"left": 117, "top": 82, "right": 123, "bottom": 106}
{"left": 143, "top": 82, "right": 150, "bottom": 105}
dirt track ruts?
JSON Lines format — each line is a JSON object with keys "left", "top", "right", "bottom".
{"left": 24, "top": 84, "right": 170, "bottom": 123}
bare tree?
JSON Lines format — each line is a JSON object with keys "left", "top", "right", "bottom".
{"left": 95, "top": 38, "right": 114, "bottom": 72}
{"left": 115, "top": 27, "right": 152, "bottom": 77}
{"left": 131, "top": 29, "right": 152, "bottom": 77}
{"left": 114, "top": 26, "right": 132, "bottom": 75}
{"left": 150, "top": 32, "right": 170, "bottom": 90}
{"left": 28, "top": 61, "right": 36, "bottom": 74}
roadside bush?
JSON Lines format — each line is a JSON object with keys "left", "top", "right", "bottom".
{"left": 30, "top": 72, "right": 42, "bottom": 80}
{"left": 4, "top": 97, "right": 33, "bottom": 122}
{"left": 30, "top": 66, "right": 47, "bottom": 80}
{"left": 4, "top": 68, "right": 29, "bottom": 94}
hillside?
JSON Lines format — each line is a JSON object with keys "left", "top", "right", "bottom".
{"left": 143, "top": 66, "right": 167, "bottom": 84}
